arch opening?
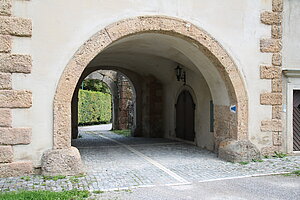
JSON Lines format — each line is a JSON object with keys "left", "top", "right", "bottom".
{"left": 71, "top": 69, "right": 137, "bottom": 140}
{"left": 42, "top": 16, "right": 259, "bottom": 176}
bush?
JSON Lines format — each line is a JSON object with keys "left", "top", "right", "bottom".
{"left": 78, "top": 89, "right": 112, "bottom": 125}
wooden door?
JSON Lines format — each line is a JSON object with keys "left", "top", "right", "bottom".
{"left": 293, "top": 90, "right": 300, "bottom": 151}
{"left": 176, "top": 90, "right": 195, "bottom": 141}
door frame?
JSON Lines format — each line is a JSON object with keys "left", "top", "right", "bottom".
{"left": 283, "top": 69, "right": 300, "bottom": 154}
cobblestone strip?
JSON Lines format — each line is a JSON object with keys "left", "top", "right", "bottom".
{"left": 98, "top": 134, "right": 190, "bottom": 184}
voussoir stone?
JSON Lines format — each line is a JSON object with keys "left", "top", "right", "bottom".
{"left": 0, "top": 127, "right": 31, "bottom": 145}
{"left": 41, "top": 147, "right": 84, "bottom": 176}
{"left": 218, "top": 139, "right": 261, "bottom": 162}
{"left": 0, "top": 54, "right": 32, "bottom": 73}
{"left": 0, "top": 145, "right": 13, "bottom": 163}
{"left": 0, "top": 161, "right": 32, "bottom": 177}
{"left": 0, "top": 90, "right": 32, "bottom": 108}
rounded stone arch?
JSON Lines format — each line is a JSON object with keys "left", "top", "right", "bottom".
{"left": 42, "top": 16, "right": 257, "bottom": 175}
{"left": 70, "top": 66, "right": 139, "bottom": 139}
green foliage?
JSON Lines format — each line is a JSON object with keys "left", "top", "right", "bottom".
{"left": 42, "top": 175, "right": 66, "bottom": 181}
{"left": 292, "top": 170, "right": 300, "bottom": 176}
{"left": 252, "top": 159, "right": 263, "bottom": 162}
{"left": 0, "top": 189, "right": 90, "bottom": 200}
{"left": 239, "top": 161, "right": 249, "bottom": 165}
{"left": 20, "top": 176, "right": 31, "bottom": 181}
{"left": 78, "top": 89, "right": 112, "bottom": 125}
{"left": 112, "top": 129, "right": 131, "bottom": 137}
{"left": 82, "top": 79, "right": 110, "bottom": 94}
{"left": 273, "top": 151, "right": 287, "bottom": 158}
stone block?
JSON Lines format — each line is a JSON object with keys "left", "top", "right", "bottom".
{"left": 260, "top": 39, "right": 282, "bottom": 53}
{"left": 272, "top": 79, "right": 282, "bottom": 92}
{"left": 260, "top": 65, "right": 281, "bottom": 79}
{"left": 261, "top": 146, "right": 280, "bottom": 156}
{"left": 0, "top": 54, "right": 32, "bottom": 73}
{"left": 0, "top": 73, "right": 11, "bottom": 89}
{"left": 0, "top": 0, "right": 11, "bottom": 16}
{"left": 0, "top": 161, "right": 32, "bottom": 177}
{"left": 260, "top": 93, "right": 282, "bottom": 105}
{"left": 272, "top": 0, "right": 283, "bottom": 12}
{"left": 0, "top": 16, "right": 32, "bottom": 36}
{"left": 272, "top": 53, "right": 282, "bottom": 66}
{"left": 0, "top": 35, "right": 11, "bottom": 52}
{"left": 261, "top": 119, "right": 282, "bottom": 132}
{"left": 273, "top": 132, "right": 282, "bottom": 146}
{"left": 0, "top": 145, "right": 12, "bottom": 163}
{"left": 0, "top": 127, "right": 31, "bottom": 144}
{"left": 271, "top": 25, "right": 282, "bottom": 39}
{"left": 0, "top": 109, "right": 11, "bottom": 127}
{"left": 272, "top": 105, "right": 282, "bottom": 119}
{"left": 0, "top": 90, "right": 32, "bottom": 108}
{"left": 218, "top": 139, "right": 261, "bottom": 162}
{"left": 260, "top": 11, "right": 281, "bottom": 25}
{"left": 41, "top": 147, "right": 84, "bottom": 176}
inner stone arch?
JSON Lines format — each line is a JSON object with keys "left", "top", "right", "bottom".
{"left": 71, "top": 69, "right": 137, "bottom": 139}
{"left": 42, "top": 16, "right": 260, "bottom": 176}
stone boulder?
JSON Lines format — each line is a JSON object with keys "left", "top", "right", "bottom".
{"left": 41, "top": 147, "right": 84, "bottom": 176}
{"left": 218, "top": 139, "right": 261, "bottom": 162}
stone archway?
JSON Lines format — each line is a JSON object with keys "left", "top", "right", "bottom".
{"left": 41, "top": 16, "right": 258, "bottom": 175}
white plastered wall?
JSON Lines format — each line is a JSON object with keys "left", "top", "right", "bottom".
{"left": 10, "top": 0, "right": 273, "bottom": 166}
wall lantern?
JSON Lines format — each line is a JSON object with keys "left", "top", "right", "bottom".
{"left": 175, "top": 65, "right": 186, "bottom": 85}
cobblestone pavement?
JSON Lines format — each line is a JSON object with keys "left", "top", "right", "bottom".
{"left": 0, "top": 127, "right": 299, "bottom": 192}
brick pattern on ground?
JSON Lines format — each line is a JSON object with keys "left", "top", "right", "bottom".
{"left": 0, "top": 130, "right": 299, "bottom": 192}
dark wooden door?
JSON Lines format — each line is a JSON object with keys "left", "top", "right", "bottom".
{"left": 176, "top": 90, "right": 195, "bottom": 141}
{"left": 293, "top": 90, "right": 300, "bottom": 151}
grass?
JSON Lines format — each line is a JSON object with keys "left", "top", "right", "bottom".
{"left": 112, "top": 129, "right": 131, "bottom": 137}
{"left": 43, "top": 175, "right": 66, "bottom": 181}
{"left": 20, "top": 176, "right": 31, "bottom": 181}
{"left": 252, "top": 159, "right": 263, "bottom": 162}
{"left": 273, "top": 151, "right": 287, "bottom": 158}
{"left": 292, "top": 170, "right": 300, "bottom": 176}
{"left": 282, "top": 170, "right": 300, "bottom": 177}
{"left": 0, "top": 189, "right": 90, "bottom": 200}
{"left": 239, "top": 161, "right": 249, "bottom": 165}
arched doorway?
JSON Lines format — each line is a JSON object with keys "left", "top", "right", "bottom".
{"left": 176, "top": 90, "right": 195, "bottom": 142}
{"left": 41, "top": 16, "right": 260, "bottom": 176}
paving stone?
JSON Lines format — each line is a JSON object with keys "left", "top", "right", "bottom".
{"left": 0, "top": 128, "right": 299, "bottom": 191}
